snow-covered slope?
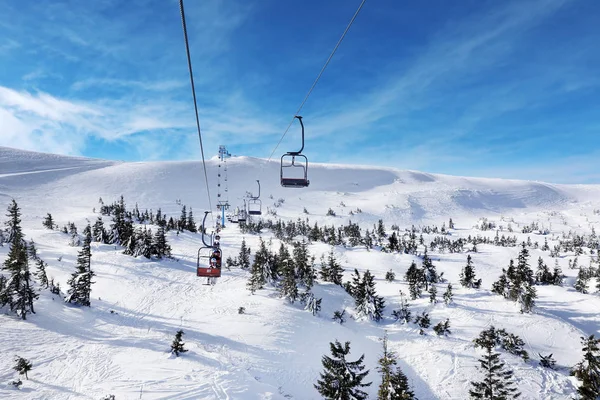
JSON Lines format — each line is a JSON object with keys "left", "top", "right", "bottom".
{"left": 1, "top": 146, "right": 599, "bottom": 399}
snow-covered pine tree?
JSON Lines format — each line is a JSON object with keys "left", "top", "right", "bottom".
{"left": 535, "top": 256, "right": 553, "bottom": 285}
{"left": 570, "top": 335, "right": 600, "bottom": 399}
{"left": 140, "top": 227, "right": 153, "bottom": 258}
{"left": 34, "top": 258, "right": 49, "bottom": 289}
{"left": 293, "top": 239, "right": 315, "bottom": 288}
{"left": 187, "top": 208, "right": 197, "bottom": 233}
{"left": 65, "top": 225, "right": 95, "bottom": 307}
{"left": 356, "top": 270, "right": 385, "bottom": 321}
{"left": 405, "top": 261, "right": 423, "bottom": 300}
{"left": 170, "top": 330, "right": 188, "bottom": 356}
{"left": 552, "top": 259, "right": 564, "bottom": 285}
{"left": 321, "top": 247, "right": 344, "bottom": 286}
{"left": 385, "top": 269, "right": 395, "bottom": 282}
{"left": 304, "top": 292, "right": 322, "bottom": 316}
{"left": 538, "top": 353, "right": 556, "bottom": 369}
{"left": 422, "top": 248, "right": 439, "bottom": 286}
{"left": 238, "top": 238, "right": 251, "bottom": 269}
{"left": 460, "top": 255, "right": 481, "bottom": 288}
{"left": 92, "top": 217, "right": 108, "bottom": 243}
{"left": 443, "top": 283, "right": 453, "bottom": 305}
{"left": 279, "top": 256, "right": 298, "bottom": 303}
{"left": 377, "top": 332, "right": 416, "bottom": 400}
{"left": 152, "top": 225, "right": 171, "bottom": 259}
{"left": 314, "top": 340, "right": 372, "bottom": 400}
{"left": 470, "top": 332, "right": 521, "bottom": 399}
{"left": 68, "top": 222, "right": 80, "bottom": 246}
{"left": 415, "top": 312, "right": 431, "bottom": 330}
{"left": 13, "top": 356, "right": 32, "bottom": 380}
{"left": 178, "top": 205, "right": 187, "bottom": 231}
{"left": 574, "top": 268, "right": 589, "bottom": 294}
{"left": 433, "top": 319, "right": 451, "bottom": 336}
{"left": 42, "top": 213, "right": 55, "bottom": 230}
{"left": 333, "top": 310, "right": 346, "bottom": 324}
{"left": 428, "top": 284, "right": 437, "bottom": 304}
{"left": 391, "top": 291, "right": 412, "bottom": 324}
{"left": 247, "top": 238, "right": 270, "bottom": 293}
{"left": 1, "top": 200, "right": 38, "bottom": 320}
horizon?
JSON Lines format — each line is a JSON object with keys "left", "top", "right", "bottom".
{"left": 1, "top": 0, "right": 599, "bottom": 184}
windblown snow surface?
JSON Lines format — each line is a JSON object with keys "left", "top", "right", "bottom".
{"left": 1, "top": 146, "right": 599, "bottom": 399}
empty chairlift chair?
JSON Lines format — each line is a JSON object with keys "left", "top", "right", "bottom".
{"left": 281, "top": 116, "right": 310, "bottom": 188}
{"left": 247, "top": 180, "right": 262, "bottom": 215}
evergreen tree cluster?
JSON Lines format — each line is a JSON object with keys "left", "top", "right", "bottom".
{"left": 491, "top": 244, "right": 537, "bottom": 313}
{"left": 460, "top": 255, "right": 482, "bottom": 288}
{"left": 570, "top": 334, "right": 600, "bottom": 399}
{"left": 473, "top": 326, "right": 529, "bottom": 362}
{"left": 404, "top": 252, "right": 442, "bottom": 301}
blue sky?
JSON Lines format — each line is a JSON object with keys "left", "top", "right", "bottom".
{"left": 1, "top": 0, "right": 599, "bottom": 183}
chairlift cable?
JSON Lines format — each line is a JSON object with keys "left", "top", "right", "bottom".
{"left": 266, "top": 0, "right": 367, "bottom": 162}
{"left": 178, "top": 0, "right": 215, "bottom": 226}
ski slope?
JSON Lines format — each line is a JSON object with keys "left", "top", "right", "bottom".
{"left": 1, "top": 146, "right": 599, "bottom": 399}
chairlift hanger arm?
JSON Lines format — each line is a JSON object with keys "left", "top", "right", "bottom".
{"left": 286, "top": 116, "right": 304, "bottom": 156}
{"left": 201, "top": 211, "right": 212, "bottom": 247}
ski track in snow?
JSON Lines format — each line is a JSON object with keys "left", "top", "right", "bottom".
{"left": 1, "top": 146, "right": 599, "bottom": 399}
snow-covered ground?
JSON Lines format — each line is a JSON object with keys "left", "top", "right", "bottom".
{"left": 1, "top": 146, "right": 599, "bottom": 399}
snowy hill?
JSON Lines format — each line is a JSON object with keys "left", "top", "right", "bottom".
{"left": 1, "top": 146, "right": 599, "bottom": 399}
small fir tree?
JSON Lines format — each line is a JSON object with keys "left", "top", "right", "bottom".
{"left": 333, "top": 310, "right": 346, "bottom": 324}
{"left": 460, "top": 255, "right": 481, "bottom": 288}
{"left": 314, "top": 340, "right": 372, "bottom": 400}
{"left": 171, "top": 330, "right": 188, "bottom": 356}
{"left": 570, "top": 335, "right": 600, "bottom": 399}
{"left": 356, "top": 270, "right": 385, "bottom": 321}
{"left": 433, "top": 319, "right": 451, "bottom": 336}
{"left": 377, "top": 332, "right": 416, "bottom": 400}
{"left": 42, "top": 213, "right": 55, "bottom": 229}
{"left": 538, "top": 353, "right": 556, "bottom": 369}
{"left": 391, "top": 291, "right": 412, "bottom": 324}
{"left": 469, "top": 337, "right": 521, "bottom": 399}
{"left": 443, "top": 283, "right": 453, "bottom": 305}
{"left": 65, "top": 225, "right": 94, "bottom": 306}
{"left": 428, "top": 284, "right": 438, "bottom": 304}
{"left": 385, "top": 269, "right": 395, "bottom": 282}
{"left": 13, "top": 356, "right": 32, "bottom": 380}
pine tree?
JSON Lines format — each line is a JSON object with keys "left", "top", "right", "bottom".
{"left": 333, "top": 310, "right": 346, "bottom": 324}
{"left": 469, "top": 338, "right": 521, "bottom": 399}
{"left": 385, "top": 269, "right": 395, "bottom": 282}
{"left": 187, "top": 208, "right": 197, "bottom": 233}
{"left": 575, "top": 268, "right": 590, "bottom": 294}
{"left": 551, "top": 260, "right": 564, "bottom": 286}
{"left": 405, "top": 261, "right": 423, "bottom": 300}
{"left": 293, "top": 239, "right": 315, "bottom": 288}
{"left": 391, "top": 291, "right": 412, "bottom": 324}
{"left": 314, "top": 340, "right": 372, "bottom": 399}
{"left": 415, "top": 312, "right": 431, "bottom": 330}
{"left": 535, "top": 257, "right": 553, "bottom": 285}
{"left": 538, "top": 353, "right": 556, "bottom": 369}
{"left": 304, "top": 292, "right": 322, "bottom": 316}
{"left": 13, "top": 356, "right": 32, "bottom": 380}
{"left": 377, "top": 332, "right": 416, "bottom": 400}
{"left": 66, "top": 225, "right": 94, "bottom": 306}
{"left": 247, "top": 238, "right": 269, "bottom": 293}
{"left": 171, "top": 330, "right": 188, "bottom": 356}
{"left": 321, "top": 248, "right": 344, "bottom": 285}
{"left": 570, "top": 335, "right": 600, "bottom": 399}
{"left": 460, "top": 255, "right": 482, "bottom": 288}
{"left": 179, "top": 205, "right": 187, "bottom": 231}
{"left": 42, "top": 213, "right": 55, "bottom": 229}
{"left": 443, "top": 283, "right": 453, "bottom": 305}
{"left": 34, "top": 258, "right": 49, "bottom": 288}
{"left": 433, "top": 319, "right": 451, "bottom": 336}
{"left": 92, "top": 217, "right": 108, "bottom": 243}
{"left": 356, "top": 270, "right": 385, "bottom": 321}
{"left": 279, "top": 256, "right": 299, "bottom": 303}
{"left": 152, "top": 225, "right": 171, "bottom": 258}
{"left": 429, "top": 284, "right": 437, "bottom": 304}
{"left": 238, "top": 238, "right": 251, "bottom": 269}
{"left": 348, "top": 268, "right": 362, "bottom": 298}
{"left": 422, "top": 249, "right": 439, "bottom": 285}
{"left": 1, "top": 200, "right": 37, "bottom": 319}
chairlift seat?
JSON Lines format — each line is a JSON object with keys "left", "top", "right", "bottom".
{"left": 281, "top": 177, "right": 310, "bottom": 188}
{"left": 197, "top": 267, "right": 221, "bottom": 278}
